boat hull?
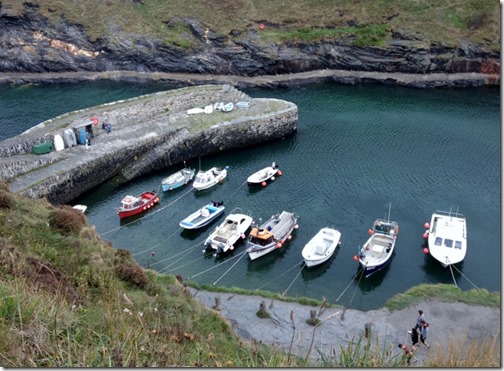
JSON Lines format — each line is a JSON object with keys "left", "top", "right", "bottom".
{"left": 117, "top": 191, "right": 159, "bottom": 219}
{"left": 179, "top": 203, "right": 225, "bottom": 229}
{"left": 246, "top": 211, "right": 297, "bottom": 260}
{"left": 161, "top": 168, "right": 195, "bottom": 192}
{"left": 193, "top": 168, "right": 227, "bottom": 191}
{"left": 427, "top": 211, "right": 467, "bottom": 266}
{"left": 302, "top": 227, "right": 341, "bottom": 268}
{"left": 204, "top": 214, "right": 253, "bottom": 255}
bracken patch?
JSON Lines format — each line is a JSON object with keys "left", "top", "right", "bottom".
{"left": 48, "top": 205, "right": 87, "bottom": 236}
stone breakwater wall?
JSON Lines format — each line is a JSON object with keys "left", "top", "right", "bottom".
{"left": 0, "top": 85, "right": 298, "bottom": 205}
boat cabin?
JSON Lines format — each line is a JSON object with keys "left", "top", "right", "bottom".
{"left": 120, "top": 195, "right": 141, "bottom": 210}
{"left": 249, "top": 227, "right": 274, "bottom": 246}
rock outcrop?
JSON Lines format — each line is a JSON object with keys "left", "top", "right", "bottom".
{"left": 0, "top": 6, "right": 499, "bottom": 88}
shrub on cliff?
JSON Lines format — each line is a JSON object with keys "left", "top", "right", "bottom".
{"left": 114, "top": 249, "right": 148, "bottom": 288}
{"left": 48, "top": 205, "right": 87, "bottom": 236}
{"left": 0, "top": 189, "right": 15, "bottom": 209}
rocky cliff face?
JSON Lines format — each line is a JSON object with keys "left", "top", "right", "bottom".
{"left": 0, "top": 7, "right": 499, "bottom": 79}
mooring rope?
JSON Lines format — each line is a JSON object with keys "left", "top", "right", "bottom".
{"left": 255, "top": 261, "right": 304, "bottom": 291}
{"left": 282, "top": 262, "right": 305, "bottom": 296}
{"left": 450, "top": 262, "right": 481, "bottom": 290}
{"left": 335, "top": 268, "right": 364, "bottom": 303}
{"left": 448, "top": 262, "right": 458, "bottom": 288}
{"left": 213, "top": 251, "right": 247, "bottom": 286}
{"left": 150, "top": 237, "right": 207, "bottom": 268}
{"left": 100, "top": 187, "right": 194, "bottom": 236}
{"left": 347, "top": 267, "right": 365, "bottom": 308}
{"left": 160, "top": 251, "right": 214, "bottom": 274}
{"left": 188, "top": 250, "right": 247, "bottom": 279}
{"left": 133, "top": 227, "right": 184, "bottom": 257}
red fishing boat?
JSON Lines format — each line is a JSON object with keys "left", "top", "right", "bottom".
{"left": 117, "top": 191, "right": 159, "bottom": 219}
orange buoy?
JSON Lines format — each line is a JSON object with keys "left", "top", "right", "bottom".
{"left": 424, "top": 222, "right": 430, "bottom": 229}
{"left": 276, "top": 242, "right": 282, "bottom": 248}
{"left": 423, "top": 233, "right": 428, "bottom": 239}
{"left": 287, "top": 235, "right": 292, "bottom": 240}
{"left": 423, "top": 247, "right": 429, "bottom": 254}
{"left": 353, "top": 255, "right": 359, "bottom": 261}
{"left": 277, "top": 170, "right": 283, "bottom": 176}
{"left": 261, "top": 181, "right": 267, "bottom": 187}
{"left": 259, "top": 23, "right": 265, "bottom": 30}
{"left": 368, "top": 229, "right": 373, "bottom": 235}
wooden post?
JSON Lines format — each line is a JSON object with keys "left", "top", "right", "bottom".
{"left": 213, "top": 296, "right": 222, "bottom": 310}
{"left": 310, "top": 310, "right": 317, "bottom": 323}
{"left": 259, "top": 301, "right": 267, "bottom": 315}
{"left": 364, "top": 322, "right": 372, "bottom": 338}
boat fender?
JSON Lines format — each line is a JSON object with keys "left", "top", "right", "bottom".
{"left": 143, "top": 206, "right": 146, "bottom": 210}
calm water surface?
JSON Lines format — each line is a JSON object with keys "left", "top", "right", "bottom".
{"left": 0, "top": 82, "right": 500, "bottom": 310}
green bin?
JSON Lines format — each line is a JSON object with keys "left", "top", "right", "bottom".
{"left": 32, "top": 142, "right": 53, "bottom": 155}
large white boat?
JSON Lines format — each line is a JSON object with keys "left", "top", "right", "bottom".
{"left": 192, "top": 167, "right": 228, "bottom": 191}
{"left": 302, "top": 227, "right": 341, "bottom": 267}
{"left": 203, "top": 210, "right": 253, "bottom": 256}
{"left": 246, "top": 211, "right": 298, "bottom": 261}
{"left": 426, "top": 209, "right": 467, "bottom": 267}
{"left": 356, "top": 204, "right": 398, "bottom": 278}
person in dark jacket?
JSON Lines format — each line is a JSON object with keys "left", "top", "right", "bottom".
{"left": 408, "top": 327, "right": 420, "bottom": 350}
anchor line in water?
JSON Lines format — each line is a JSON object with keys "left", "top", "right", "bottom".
{"left": 160, "top": 250, "right": 214, "bottom": 275}
{"left": 282, "top": 262, "right": 305, "bottom": 296}
{"left": 188, "top": 251, "right": 247, "bottom": 280}
{"left": 346, "top": 267, "right": 365, "bottom": 308}
{"left": 213, "top": 251, "right": 247, "bottom": 286}
{"left": 448, "top": 262, "right": 458, "bottom": 288}
{"left": 100, "top": 187, "right": 194, "bottom": 236}
{"left": 449, "top": 261, "right": 481, "bottom": 290}
{"left": 255, "top": 261, "right": 304, "bottom": 291}
{"left": 335, "top": 268, "right": 364, "bottom": 304}
{"left": 150, "top": 237, "right": 207, "bottom": 268}
{"left": 133, "top": 227, "right": 184, "bottom": 257}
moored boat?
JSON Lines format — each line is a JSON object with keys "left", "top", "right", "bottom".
{"left": 247, "top": 162, "right": 280, "bottom": 185}
{"left": 221, "top": 102, "right": 234, "bottom": 112}
{"left": 117, "top": 191, "right": 159, "bottom": 219}
{"left": 424, "top": 208, "right": 466, "bottom": 267}
{"left": 203, "top": 210, "right": 253, "bottom": 256}
{"left": 302, "top": 227, "right": 341, "bottom": 267}
{"left": 246, "top": 211, "right": 298, "bottom": 261}
{"left": 193, "top": 167, "right": 228, "bottom": 191}
{"left": 161, "top": 164, "right": 195, "bottom": 192}
{"left": 356, "top": 204, "right": 398, "bottom": 278}
{"left": 179, "top": 201, "right": 225, "bottom": 230}
{"left": 72, "top": 204, "right": 88, "bottom": 213}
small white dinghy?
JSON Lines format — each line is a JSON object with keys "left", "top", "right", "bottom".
{"left": 302, "top": 227, "right": 341, "bottom": 267}
{"left": 221, "top": 102, "right": 234, "bottom": 112}
{"left": 72, "top": 204, "right": 88, "bottom": 213}
{"left": 204, "top": 105, "right": 213, "bottom": 114}
{"left": 247, "top": 162, "right": 280, "bottom": 185}
{"left": 53, "top": 133, "right": 65, "bottom": 151}
{"left": 187, "top": 107, "right": 205, "bottom": 115}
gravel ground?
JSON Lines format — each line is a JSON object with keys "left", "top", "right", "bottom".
{"left": 189, "top": 288, "right": 500, "bottom": 366}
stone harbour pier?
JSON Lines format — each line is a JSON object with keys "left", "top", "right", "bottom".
{"left": 0, "top": 84, "right": 297, "bottom": 205}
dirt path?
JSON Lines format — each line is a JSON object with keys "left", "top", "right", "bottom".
{"left": 189, "top": 288, "right": 500, "bottom": 366}
{"left": 0, "top": 69, "right": 499, "bottom": 88}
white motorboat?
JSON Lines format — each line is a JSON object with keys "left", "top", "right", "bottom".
{"left": 235, "top": 101, "right": 250, "bottom": 109}
{"left": 187, "top": 107, "right": 204, "bottom": 115}
{"left": 204, "top": 104, "right": 213, "bottom": 114}
{"left": 302, "top": 227, "right": 341, "bottom": 267}
{"left": 203, "top": 210, "right": 253, "bottom": 256}
{"left": 426, "top": 208, "right": 467, "bottom": 267}
{"left": 246, "top": 211, "right": 298, "bottom": 261}
{"left": 247, "top": 162, "right": 280, "bottom": 185}
{"left": 193, "top": 167, "right": 228, "bottom": 191}
{"left": 356, "top": 204, "right": 398, "bottom": 278}
{"left": 214, "top": 102, "right": 224, "bottom": 111}
{"left": 179, "top": 201, "right": 225, "bottom": 230}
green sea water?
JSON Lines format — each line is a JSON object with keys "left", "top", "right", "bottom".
{"left": 0, "top": 81, "right": 500, "bottom": 310}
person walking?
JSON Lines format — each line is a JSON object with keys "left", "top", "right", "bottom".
{"left": 398, "top": 343, "right": 415, "bottom": 365}
{"left": 415, "top": 309, "right": 425, "bottom": 330}
{"left": 419, "top": 320, "right": 430, "bottom": 349}
{"left": 408, "top": 327, "right": 420, "bottom": 350}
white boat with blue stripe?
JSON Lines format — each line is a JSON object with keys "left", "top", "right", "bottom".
{"left": 179, "top": 201, "right": 225, "bottom": 230}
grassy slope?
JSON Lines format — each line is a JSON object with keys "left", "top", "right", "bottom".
{"left": 1, "top": 0, "right": 500, "bottom": 49}
{"left": 0, "top": 182, "right": 499, "bottom": 367}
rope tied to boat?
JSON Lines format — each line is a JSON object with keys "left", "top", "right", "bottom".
{"left": 282, "top": 262, "right": 305, "bottom": 296}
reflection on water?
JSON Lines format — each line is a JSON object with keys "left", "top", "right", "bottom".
{"left": 357, "top": 262, "right": 392, "bottom": 293}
